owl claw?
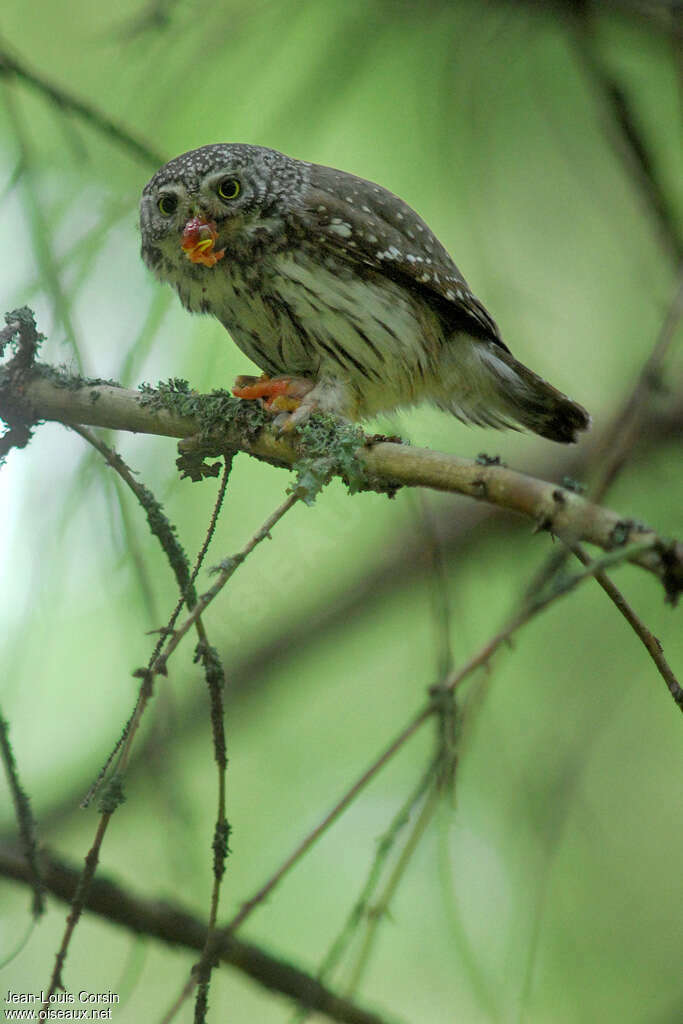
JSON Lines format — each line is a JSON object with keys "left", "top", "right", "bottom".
{"left": 232, "top": 374, "right": 314, "bottom": 413}
{"left": 274, "top": 401, "right": 318, "bottom": 433}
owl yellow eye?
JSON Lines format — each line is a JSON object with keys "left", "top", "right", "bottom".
{"left": 157, "top": 194, "right": 178, "bottom": 216}
{"left": 217, "top": 177, "right": 240, "bottom": 202}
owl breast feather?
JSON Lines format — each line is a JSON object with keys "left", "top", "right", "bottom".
{"left": 201, "top": 248, "right": 446, "bottom": 417}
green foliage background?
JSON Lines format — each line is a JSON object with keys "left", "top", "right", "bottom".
{"left": 0, "top": 2, "right": 681, "bottom": 1021}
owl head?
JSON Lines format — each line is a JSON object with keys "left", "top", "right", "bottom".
{"left": 139, "top": 143, "right": 307, "bottom": 273}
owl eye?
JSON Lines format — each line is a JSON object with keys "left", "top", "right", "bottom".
{"left": 217, "top": 177, "right": 240, "bottom": 202}
{"left": 157, "top": 194, "right": 178, "bottom": 216}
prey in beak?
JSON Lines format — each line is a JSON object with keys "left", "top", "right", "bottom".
{"left": 181, "top": 216, "right": 225, "bottom": 267}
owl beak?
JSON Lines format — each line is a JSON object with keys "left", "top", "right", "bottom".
{"left": 181, "top": 215, "right": 226, "bottom": 267}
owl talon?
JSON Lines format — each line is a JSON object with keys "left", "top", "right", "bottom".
{"left": 267, "top": 395, "right": 302, "bottom": 412}
{"left": 274, "top": 401, "right": 319, "bottom": 434}
{"left": 232, "top": 375, "right": 314, "bottom": 413}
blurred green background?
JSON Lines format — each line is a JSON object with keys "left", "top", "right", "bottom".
{"left": 0, "top": 1, "right": 681, "bottom": 1022}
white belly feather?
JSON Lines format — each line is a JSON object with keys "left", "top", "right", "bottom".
{"left": 213, "top": 250, "right": 444, "bottom": 417}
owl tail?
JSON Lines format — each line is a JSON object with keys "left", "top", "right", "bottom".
{"left": 439, "top": 340, "right": 591, "bottom": 444}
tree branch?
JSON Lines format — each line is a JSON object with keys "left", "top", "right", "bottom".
{"left": 2, "top": 354, "right": 681, "bottom": 601}
{"left": 0, "top": 843, "right": 393, "bottom": 1024}
{"left": 15, "top": 392, "right": 681, "bottom": 845}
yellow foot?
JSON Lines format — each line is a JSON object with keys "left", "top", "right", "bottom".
{"left": 232, "top": 375, "right": 314, "bottom": 413}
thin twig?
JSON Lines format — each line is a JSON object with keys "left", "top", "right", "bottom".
{"left": 41, "top": 445, "right": 233, "bottom": 1010}
{"left": 71, "top": 427, "right": 234, "bottom": 1020}
{"left": 413, "top": 490, "right": 454, "bottom": 679}
{"left": 157, "top": 546, "right": 660, "bottom": 1020}
{"left": 24, "top": 390, "right": 683, "bottom": 842}
{"left": 151, "top": 492, "right": 299, "bottom": 680}
{"left": 42, "top": 814, "right": 112, "bottom": 1009}
{"left": 0, "top": 712, "right": 43, "bottom": 916}
{"left": 192, "top": 634, "right": 230, "bottom": 1024}
{"left": 1, "top": 843, "right": 391, "bottom": 1024}
{"left": 83, "top": 447, "right": 231, "bottom": 809}
{"left": 152, "top": 494, "right": 300, "bottom": 1024}
{"left": 1, "top": 84, "right": 84, "bottom": 370}
{"left": 207, "top": 539, "right": 658, "bottom": 957}
{"left": 158, "top": 700, "right": 431, "bottom": 1024}
{"left": 570, "top": 543, "right": 682, "bottom": 708}
{"left": 71, "top": 425, "right": 196, "bottom": 599}
{"left": 443, "top": 541, "right": 659, "bottom": 694}
{"left": 345, "top": 780, "right": 441, "bottom": 997}
{"left": 300, "top": 759, "right": 439, "bottom": 1014}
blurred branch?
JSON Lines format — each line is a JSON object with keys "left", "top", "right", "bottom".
{"left": 0, "top": 43, "right": 165, "bottom": 167}
{"left": 1, "top": 78, "right": 85, "bottom": 370}
{"left": 208, "top": 538, "right": 672, "bottom": 960}
{"left": 0, "top": 843, "right": 393, "bottom": 1024}
{"left": 14, "top": 390, "right": 681, "bottom": 844}
{"left": 115, "top": 0, "right": 183, "bottom": 38}
{"left": 31, "top": 552, "right": 655, "bottom": 1019}
{"left": 511, "top": 0, "right": 683, "bottom": 32}
{"left": 568, "top": 6, "right": 683, "bottom": 265}
{"left": 2, "top": 349, "right": 682, "bottom": 600}
{"left": 344, "top": 780, "right": 442, "bottom": 998}
{"left": 310, "top": 761, "right": 439, "bottom": 1002}
{"left": 0, "top": 714, "right": 44, "bottom": 916}
{"left": 590, "top": 275, "right": 683, "bottom": 500}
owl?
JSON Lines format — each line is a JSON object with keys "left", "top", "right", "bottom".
{"left": 140, "top": 143, "right": 590, "bottom": 442}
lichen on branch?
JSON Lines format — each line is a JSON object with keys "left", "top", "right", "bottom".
{"left": 1, "top": 308, "right": 682, "bottom": 602}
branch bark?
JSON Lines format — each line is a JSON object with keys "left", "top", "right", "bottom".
{"left": 2, "top": 360, "right": 681, "bottom": 601}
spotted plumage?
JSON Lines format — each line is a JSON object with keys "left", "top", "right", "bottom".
{"left": 140, "top": 143, "right": 590, "bottom": 441}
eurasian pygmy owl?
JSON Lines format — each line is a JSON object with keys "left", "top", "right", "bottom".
{"left": 139, "top": 143, "right": 589, "bottom": 442}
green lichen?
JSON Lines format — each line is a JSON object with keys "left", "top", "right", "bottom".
{"left": 97, "top": 773, "right": 126, "bottom": 815}
{"left": 140, "top": 379, "right": 269, "bottom": 439}
{"left": 139, "top": 482, "right": 195, "bottom": 605}
{"left": 0, "top": 308, "right": 46, "bottom": 463}
{"left": 289, "top": 413, "right": 368, "bottom": 505}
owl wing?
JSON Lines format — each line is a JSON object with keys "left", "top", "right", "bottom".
{"left": 295, "top": 163, "right": 509, "bottom": 352}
